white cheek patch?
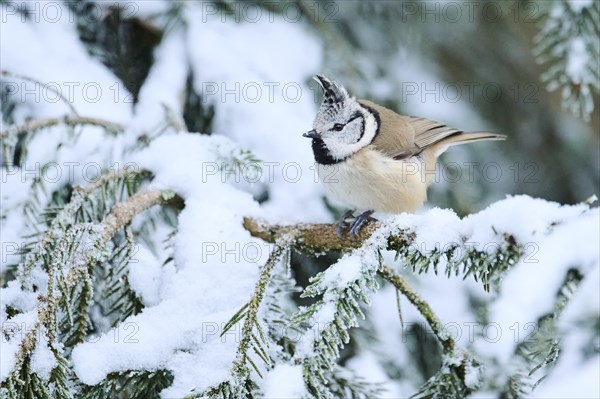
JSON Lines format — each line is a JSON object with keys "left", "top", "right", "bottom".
{"left": 321, "top": 103, "right": 379, "bottom": 161}
{"left": 361, "top": 111, "right": 378, "bottom": 144}
{"left": 322, "top": 139, "right": 354, "bottom": 161}
{"left": 337, "top": 109, "right": 378, "bottom": 157}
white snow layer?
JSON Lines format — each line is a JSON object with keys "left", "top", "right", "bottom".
{"left": 262, "top": 364, "right": 307, "bottom": 398}
{"left": 72, "top": 133, "right": 267, "bottom": 396}
{"left": 566, "top": 37, "right": 589, "bottom": 85}
{"left": 1, "top": 1, "right": 324, "bottom": 393}
{"left": 568, "top": 0, "right": 594, "bottom": 13}
{"left": 377, "top": 195, "right": 599, "bottom": 396}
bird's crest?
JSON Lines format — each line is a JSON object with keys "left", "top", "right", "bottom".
{"left": 313, "top": 75, "right": 351, "bottom": 125}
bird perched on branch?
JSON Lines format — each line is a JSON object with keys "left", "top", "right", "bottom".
{"left": 303, "top": 75, "right": 506, "bottom": 237}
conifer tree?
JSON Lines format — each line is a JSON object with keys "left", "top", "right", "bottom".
{"left": 1, "top": 1, "right": 598, "bottom": 398}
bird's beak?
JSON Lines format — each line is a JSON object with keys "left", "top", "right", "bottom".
{"left": 303, "top": 129, "right": 319, "bottom": 139}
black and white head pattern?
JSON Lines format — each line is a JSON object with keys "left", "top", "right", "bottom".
{"left": 311, "top": 75, "right": 380, "bottom": 164}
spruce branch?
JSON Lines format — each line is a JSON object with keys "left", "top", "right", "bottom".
{"left": 19, "top": 168, "right": 149, "bottom": 285}
{"left": 98, "top": 189, "right": 165, "bottom": 241}
{"left": 5, "top": 188, "right": 174, "bottom": 395}
{"left": 243, "top": 217, "right": 520, "bottom": 292}
{"left": 378, "top": 264, "right": 454, "bottom": 353}
{"left": 502, "top": 268, "right": 586, "bottom": 397}
{"left": 232, "top": 244, "right": 287, "bottom": 376}
{"left": 77, "top": 369, "right": 174, "bottom": 399}
{"left": 243, "top": 217, "right": 491, "bottom": 397}
{"left": 191, "top": 244, "right": 289, "bottom": 398}
{"left": 534, "top": 0, "right": 600, "bottom": 120}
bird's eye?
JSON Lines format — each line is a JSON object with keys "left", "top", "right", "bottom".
{"left": 333, "top": 123, "right": 344, "bottom": 131}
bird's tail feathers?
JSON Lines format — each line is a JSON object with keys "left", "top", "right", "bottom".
{"left": 444, "top": 131, "right": 506, "bottom": 145}
{"left": 435, "top": 131, "right": 506, "bottom": 155}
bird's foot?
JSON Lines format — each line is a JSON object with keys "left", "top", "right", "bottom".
{"left": 349, "top": 210, "right": 375, "bottom": 237}
{"left": 337, "top": 209, "right": 355, "bottom": 238}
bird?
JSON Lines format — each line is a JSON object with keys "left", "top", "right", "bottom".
{"left": 303, "top": 75, "right": 506, "bottom": 237}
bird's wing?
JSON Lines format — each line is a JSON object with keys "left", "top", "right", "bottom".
{"left": 360, "top": 100, "right": 505, "bottom": 160}
{"left": 358, "top": 99, "right": 416, "bottom": 157}
{"left": 409, "top": 117, "right": 463, "bottom": 149}
{"left": 409, "top": 117, "right": 506, "bottom": 157}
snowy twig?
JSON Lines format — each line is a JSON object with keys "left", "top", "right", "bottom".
{"left": 378, "top": 264, "right": 455, "bottom": 353}
{"left": 232, "top": 244, "right": 287, "bottom": 376}
{"left": 10, "top": 188, "right": 172, "bottom": 385}
{"left": 0, "top": 115, "right": 125, "bottom": 138}
{"left": 19, "top": 168, "right": 149, "bottom": 284}
{"left": 99, "top": 189, "right": 165, "bottom": 241}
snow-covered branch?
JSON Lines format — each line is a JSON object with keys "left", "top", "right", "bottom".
{"left": 244, "top": 218, "right": 455, "bottom": 351}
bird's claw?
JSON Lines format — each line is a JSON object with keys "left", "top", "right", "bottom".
{"left": 336, "top": 210, "right": 355, "bottom": 238}
{"left": 349, "top": 210, "right": 375, "bottom": 237}
{"left": 334, "top": 210, "right": 373, "bottom": 238}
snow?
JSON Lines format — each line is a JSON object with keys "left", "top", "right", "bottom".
{"left": 294, "top": 302, "right": 337, "bottom": 358}
{"left": 59, "top": 8, "right": 328, "bottom": 392}
{"left": 30, "top": 335, "right": 57, "bottom": 381}
{"left": 486, "top": 204, "right": 598, "bottom": 364}
{"left": 0, "top": 4, "right": 131, "bottom": 123}
{"left": 73, "top": 132, "right": 269, "bottom": 395}
{"left": 262, "top": 364, "right": 307, "bottom": 398}
{"left": 127, "top": 245, "right": 163, "bottom": 307}
{"left": 0, "top": 281, "right": 38, "bottom": 322}
{"left": 389, "top": 207, "right": 463, "bottom": 252}
{"left": 560, "top": 265, "right": 600, "bottom": 329}
{"left": 130, "top": 31, "right": 188, "bottom": 132}
{"left": 319, "top": 254, "right": 365, "bottom": 289}
{"left": 184, "top": 11, "right": 329, "bottom": 223}
{"left": 568, "top": 0, "right": 594, "bottom": 13}
{"left": 0, "top": 310, "right": 38, "bottom": 381}
{"left": 346, "top": 352, "right": 405, "bottom": 398}
{"left": 566, "top": 37, "right": 589, "bottom": 85}
{"left": 463, "top": 357, "right": 482, "bottom": 389}
{"left": 532, "top": 265, "right": 600, "bottom": 398}
{"left": 379, "top": 195, "right": 599, "bottom": 393}
{"left": 532, "top": 358, "right": 600, "bottom": 398}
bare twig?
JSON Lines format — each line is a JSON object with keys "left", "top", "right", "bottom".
{"left": 1, "top": 69, "right": 79, "bottom": 116}
{"left": 379, "top": 265, "right": 455, "bottom": 353}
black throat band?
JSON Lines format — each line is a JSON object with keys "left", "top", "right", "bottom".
{"left": 311, "top": 138, "right": 343, "bottom": 165}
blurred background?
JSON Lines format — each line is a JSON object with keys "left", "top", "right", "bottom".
{"left": 1, "top": 0, "right": 598, "bottom": 397}
{"left": 2, "top": 0, "right": 598, "bottom": 215}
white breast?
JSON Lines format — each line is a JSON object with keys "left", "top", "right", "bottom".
{"left": 317, "top": 148, "right": 429, "bottom": 213}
